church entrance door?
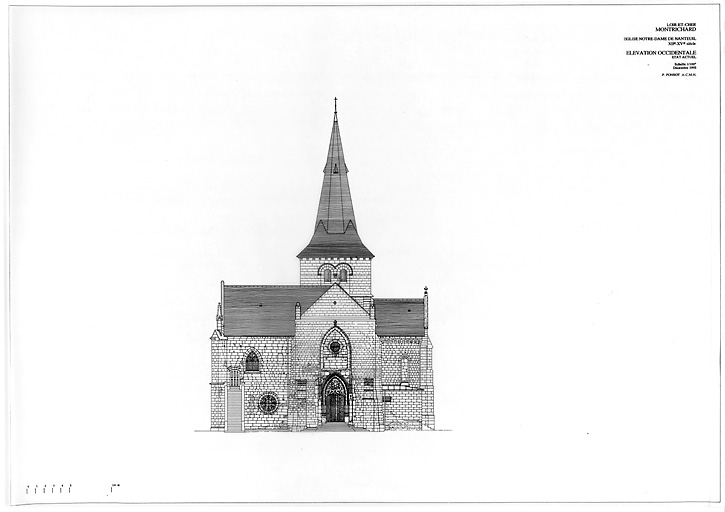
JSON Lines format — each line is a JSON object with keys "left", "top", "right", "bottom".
{"left": 326, "top": 394, "right": 345, "bottom": 422}
{"left": 323, "top": 374, "right": 347, "bottom": 423}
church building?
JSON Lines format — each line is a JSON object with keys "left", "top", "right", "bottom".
{"left": 209, "top": 105, "right": 435, "bottom": 432}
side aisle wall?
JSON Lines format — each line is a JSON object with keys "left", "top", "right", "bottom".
{"left": 210, "top": 333, "right": 291, "bottom": 431}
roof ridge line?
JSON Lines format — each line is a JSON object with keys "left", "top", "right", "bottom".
{"left": 376, "top": 298, "right": 425, "bottom": 302}
{"left": 224, "top": 284, "right": 332, "bottom": 288}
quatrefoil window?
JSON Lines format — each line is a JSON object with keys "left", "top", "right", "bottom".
{"left": 329, "top": 339, "right": 341, "bottom": 355}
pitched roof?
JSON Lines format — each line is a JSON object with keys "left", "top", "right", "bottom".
{"left": 298, "top": 108, "right": 374, "bottom": 260}
{"left": 223, "top": 285, "right": 330, "bottom": 336}
{"left": 298, "top": 220, "right": 374, "bottom": 259}
{"left": 375, "top": 299, "right": 426, "bottom": 336}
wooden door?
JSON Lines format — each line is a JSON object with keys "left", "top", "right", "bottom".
{"left": 326, "top": 394, "right": 345, "bottom": 422}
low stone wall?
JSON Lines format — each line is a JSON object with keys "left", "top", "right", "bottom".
{"left": 382, "top": 386, "right": 422, "bottom": 430}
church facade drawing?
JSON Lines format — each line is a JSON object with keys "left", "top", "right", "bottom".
{"left": 209, "top": 105, "right": 435, "bottom": 432}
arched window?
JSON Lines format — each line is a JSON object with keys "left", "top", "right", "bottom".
{"left": 338, "top": 268, "right": 348, "bottom": 282}
{"left": 245, "top": 352, "right": 259, "bottom": 372}
{"left": 401, "top": 357, "right": 409, "bottom": 384}
{"left": 323, "top": 269, "right": 332, "bottom": 283}
{"left": 321, "top": 326, "right": 350, "bottom": 370}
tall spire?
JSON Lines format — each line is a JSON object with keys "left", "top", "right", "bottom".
{"left": 298, "top": 102, "right": 374, "bottom": 259}
{"left": 316, "top": 99, "right": 356, "bottom": 234}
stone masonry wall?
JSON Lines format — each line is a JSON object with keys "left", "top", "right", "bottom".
{"left": 382, "top": 387, "right": 422, "bottom": 430}
{"left": 291, "top": 318, "right": 382, "bottom": 431}
{"left": 210, "top": 332, "right": 226, "bottom": 430}
{"left": 290, "top": 287, "right": 382, "bottom": 431}
{"left": 420, "top": 337, "right": 435, "bottom": 429}
{"left": 380, "top": 335, "right": 435, "bottom": 430}
{"left": 380, "top": 337, "right": 423, "bottom": 387}
{"left": 210, "top": 333, "right": 291, "bottom": 431}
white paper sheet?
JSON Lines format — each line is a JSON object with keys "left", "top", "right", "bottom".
{"left": 7, "top": 2, "right": 721, "bottom": 506}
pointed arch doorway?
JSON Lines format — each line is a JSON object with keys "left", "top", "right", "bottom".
{"left": 322, "top": 374, "right": 348, "bottom": 423}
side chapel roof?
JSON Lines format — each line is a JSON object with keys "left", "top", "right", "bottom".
{"left": 375, "top": 299, "right": 425, "bottom": 336}
{"left": 223, "top": 285, "right": 330, "bottom": 336}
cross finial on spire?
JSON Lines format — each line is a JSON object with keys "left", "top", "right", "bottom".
{"left": 334, "top": 97, "right": 337, "bottom": 114}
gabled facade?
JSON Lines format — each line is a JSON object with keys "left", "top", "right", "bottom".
{"left": 209, "top": 106, "right": 434, "bottom": 432}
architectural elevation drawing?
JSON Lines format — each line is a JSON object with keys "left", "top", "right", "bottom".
{"left": 209, "top": 102, "right": 434, "bottom": 432}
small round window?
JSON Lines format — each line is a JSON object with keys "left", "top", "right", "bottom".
{"left": 258, "top": 393, "right": 278, "bottom": 414}
{"left": 329, "top": 340, "right": 341, "bottom": 355}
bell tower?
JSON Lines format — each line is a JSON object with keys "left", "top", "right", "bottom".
{"left": 298, "top": 100, "right": 374, "bottom": 304}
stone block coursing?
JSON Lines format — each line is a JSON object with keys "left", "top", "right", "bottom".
{"left": 210, "top": 314, "right": 433, "bottom": 431}
{"left": 211, "top": 335, "right": 290, "bottom": 431}
{"left": 383, "top": 388, "right": 423, "bottom": 430}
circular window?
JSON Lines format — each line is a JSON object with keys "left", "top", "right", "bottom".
{"left": 258, "top": 393, "right": 278, "bottom": 414}
{"left": 329, "top": 340, "right": 341, "bottom": 355}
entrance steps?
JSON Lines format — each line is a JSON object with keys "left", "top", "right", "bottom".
{"left": 226, "top": 387, "right": 242, "bottom": 432}
{"left": 303, "top": 422, "right": 369, "bottom": 432}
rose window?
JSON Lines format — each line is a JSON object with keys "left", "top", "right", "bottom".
{"left": 258, "top": 393, "right": 278, "bottom": 414}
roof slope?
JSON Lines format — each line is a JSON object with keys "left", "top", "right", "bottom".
{"left": 375, "top": 299, "right": 425, "bottom": 336}
{"left": 223, "top": 285, "right": 330, "bottom": 336}
{"left": 298, "top": 109, "right": 374, "bottom": 259}
{"left": 298, "top": 221, "right": 373, "bottom": 259}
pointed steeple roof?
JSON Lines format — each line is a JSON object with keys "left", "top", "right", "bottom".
{"left": 298, "top": 102, "right": 374, "bottom": 259}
